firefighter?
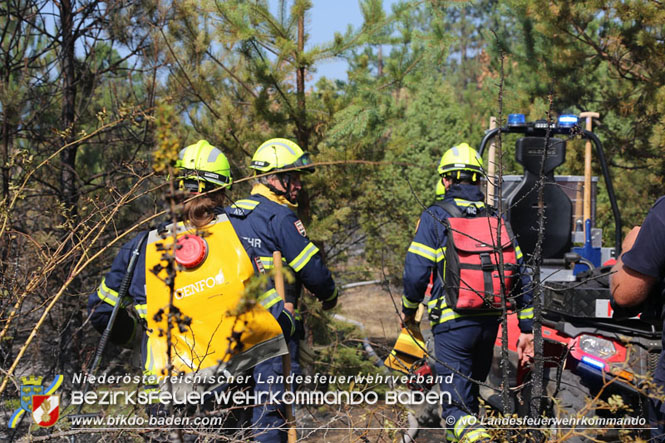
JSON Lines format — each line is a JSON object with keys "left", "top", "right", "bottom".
{"left": 87, "top": 140, "right": 292, "bottom": 425}
{"left": 401, "top": 143, "right": 534, "bottom": 442}
{"left": 227, "top": 137, "right": 338, "bottom": 442}
{"left": 611, "top": 196, "right": 665, "bottom": 441}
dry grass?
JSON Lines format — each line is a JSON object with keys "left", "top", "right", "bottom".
{"left": 296, "top": 282, "right": 446, "bottom": 442}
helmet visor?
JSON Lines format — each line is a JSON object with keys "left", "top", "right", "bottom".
{"left": 290, "top": 152, "right": 314, "bottom": 173}
{"left": 178, "top": 168, "right": 231, "bottom": 187}
{"left": 439, "top": 163, "right": 483, "bottom": 175}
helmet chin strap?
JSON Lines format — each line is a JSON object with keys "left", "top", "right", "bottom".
{"left": 265, "top": 173, "right": 298, "bottom": 204}
{"left": 280, "top": 174, "right": 299, "bottom": 204}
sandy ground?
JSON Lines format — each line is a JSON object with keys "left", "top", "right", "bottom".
{"left": 338, "top": 282, "right": 403, "bottom": 343}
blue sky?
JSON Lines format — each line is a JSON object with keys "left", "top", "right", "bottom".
{"left": 306, "top": 1, "right": 365, "bottom": 83}
{"left": 305, "top": 0, "right": 398, "bottom": 84}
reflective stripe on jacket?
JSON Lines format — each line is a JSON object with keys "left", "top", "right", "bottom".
{"left": 402, "top": 184, "right": 533, "bottom": 332}
{"left": 226, "top": 186, "right": 337, "bottom": 305}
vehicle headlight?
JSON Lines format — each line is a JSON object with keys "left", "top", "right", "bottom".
{"left": 579, "top": 334, "right": 616, "bottom": 358}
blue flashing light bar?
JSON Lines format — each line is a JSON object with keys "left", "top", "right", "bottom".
{"left": 558, "top": 114, "right": 578, "bottom": 128}
{"left": 581, "top": 355, "right": 605, "bottom": 370}
{"left": 507, "top": 113, "right": 526, "bottom": 126}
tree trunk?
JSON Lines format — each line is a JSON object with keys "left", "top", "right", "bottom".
{"left": 295, "top": 9, "right": 308, "bottom": 152}
{"left": 57, "top": 0, "right": 82, "bottom": 377}
{"left": 377, "top": 45, "right": 383, "bottom": 77}
{"left": 529, "top": 97, "right": 555, "bottom": 423}
{"left": 295, "top": 9, "right": 312, "bottom": 225}
{"left": 59, "top": 0, "right": 78, "bottom": 221}
{"left": 2, "top": 98, "right": 10, "bottom": 205}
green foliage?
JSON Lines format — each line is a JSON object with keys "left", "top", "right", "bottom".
{"left": 153, "top": 102, "right": 183, "bottom": 174}
{"left": 501, "top": 0, "right": 665, "bottom": 235}
{"left": 320, "top": 0, "right": 495, "bottom": 275}
{"left": 5, "top": 2, "right": 665, "bottom": 439}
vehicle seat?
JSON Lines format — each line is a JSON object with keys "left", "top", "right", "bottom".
{"left": 503, "top": 137, "right": 572, "bottom": 260}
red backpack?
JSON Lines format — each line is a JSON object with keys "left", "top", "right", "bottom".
{"left": 436, "top": 201, "right": 518, "bottom": 313}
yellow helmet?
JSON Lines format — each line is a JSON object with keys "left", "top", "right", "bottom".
{"left": 175, "top": 140, "right": 232, "bottom": 192}
{"left": 437, "top": 143, "right": 484, "bottom": 182}
{"left": 250, "top": 138, "right": 314, "bottom": 174}
{"left": 435, "top": 179, "right": 446, "bottom": 200}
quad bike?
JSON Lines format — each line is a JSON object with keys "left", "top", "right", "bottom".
{"left": 478, "top": 114, "right": 661, "bottom": 440}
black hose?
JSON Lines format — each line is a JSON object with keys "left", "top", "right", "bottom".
{"left": 332, "top": 314, "right": 393, "bottom": 381}
{"left": 332, "top": 314, "right": 419, "bottom": 439}
{"left": 91, "top": 233, "right": 147, "bottom": 373}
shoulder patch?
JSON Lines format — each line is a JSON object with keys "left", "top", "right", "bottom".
{"left": 294, "top": 220, "right": 307, "bottom": 237}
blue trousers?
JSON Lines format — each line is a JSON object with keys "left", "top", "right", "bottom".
{"left": 252, "top": 339, "right": 300, "bottom": 442}
{"left": 433, "top": 319, "right": 499, "bottom": 426}
{"left": 649, "top": 395, "right": 665, "bottom": 442}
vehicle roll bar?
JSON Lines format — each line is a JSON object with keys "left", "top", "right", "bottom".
{"left": 478, "top": 124, "right": 622, "bottom": 257}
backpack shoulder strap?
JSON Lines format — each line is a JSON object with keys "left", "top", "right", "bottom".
{"left": 433, "top": 200, "right": 463, "bottom": 218}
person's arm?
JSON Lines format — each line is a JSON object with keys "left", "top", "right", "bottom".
{"left": 402, "top": 211, "right": 443, "bottom": 323}
{"left": 276, "top": 213, "right": 338, "bottom": 309}
{"left": 612, "top": 196, "right": 665, "bottom": 310}
{"left": 513, "top": 245, "right": 534, "bottom": 334}
{"left": 610, "top": 226, "right": 658, "bottom": 307}
{"left": 509, "top": 230, "right": 535, "bottom": 365}
{"left": 515, "top": 284, "right": 535, "bottom": 365}
{"left": 87, "top": 234, "right": 147, "bottom": 345}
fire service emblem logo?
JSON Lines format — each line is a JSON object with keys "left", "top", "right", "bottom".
{"left": 8, "top": 374, "right": 63, "bottom": 428}
{"left": 294, "top": 220, "right": 307, "bottom": 237}
{"left": 31, "top": 394, "right": 60, "bottom": 427}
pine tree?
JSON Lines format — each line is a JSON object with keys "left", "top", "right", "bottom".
{"left": 502, "top": 0, "right": 665, "bottom": 229}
